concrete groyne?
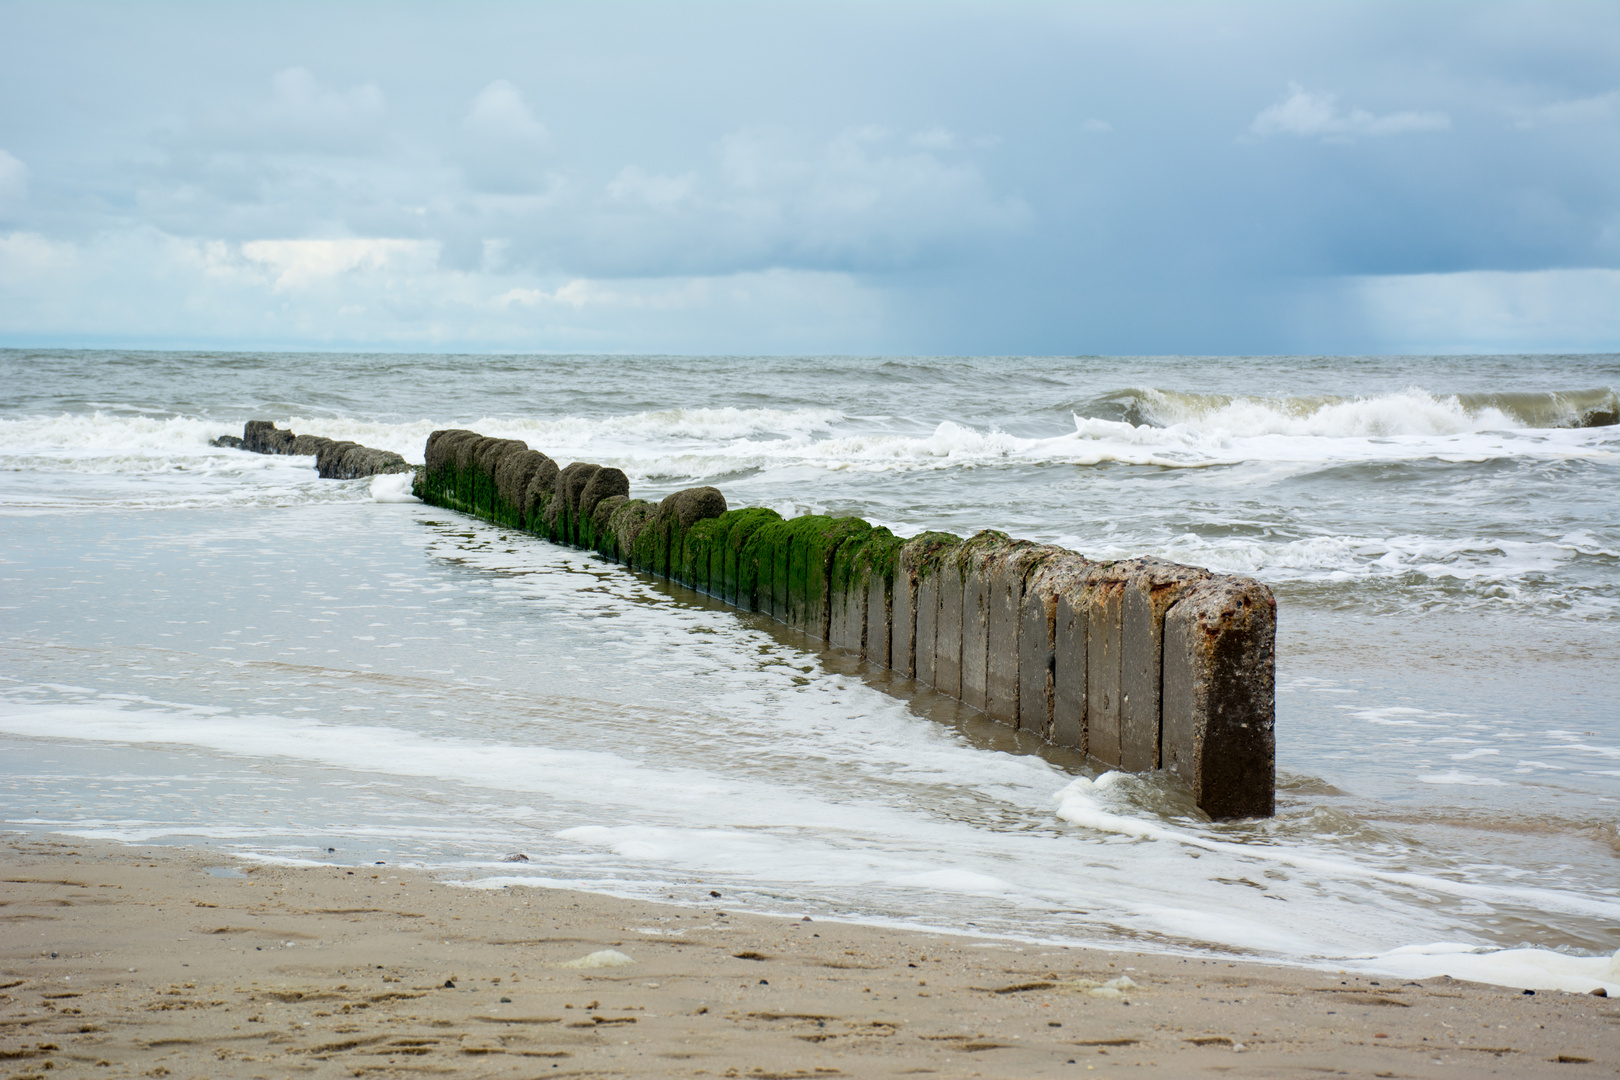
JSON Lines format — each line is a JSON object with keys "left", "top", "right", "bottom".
{"left": 214, "top": 420, "right": 415, "bottom": 480}
{"left": 417, "top": 428, "right": 1277, "bottom": 820}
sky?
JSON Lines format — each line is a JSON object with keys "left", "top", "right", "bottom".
{"left": 0, "top": 1, "right": 1615, "bottom": 355}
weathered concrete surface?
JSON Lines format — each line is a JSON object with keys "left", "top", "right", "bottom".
{"left": 410, "top": 427, "right": 1279, "bottom": 819}
{"left": 1084, "top": 565, "right": 1129, "bottom": 768}
{"left": 288, "top": 433, "right": 333, "bottom": 457}
{"left": 960, "top": 532, "right": 1012, "bottom": 712}
{"left": 1162, "top": 576, "right": 1277, "bottom": 819}
{"left": 609, "top": 499, "right": 655, "bottom": 567}
{"left": 242, "top": 420, "right": 294, "bottom": 454}
{"left": 985, "top": 541, "right": 1055, "bottom": 727}
{"left": 550, "top": 463, "right": 601, "bottom": 545}
{"left": 1119, "top": 558, "right": 1212, "bottom": 773}
{"left": 315, "top": 440, "right": 413, "bottom": 480}
{"left": 578, "top": 468, "right": 630, "bottom": 548}
{"left": 933, "top": 545, "right": 967, "bottom": 699}
{"left": 899, "top": 533, "right": 960, "bottom": 688}
{"left": 1048, "top": 556, "right": 1097, "bottom": 751}
{"left": 722, "top": 508, "right": 782, "bottom": 610}
{"left": 855, "top": 529, "right": 903, "bottom": 666}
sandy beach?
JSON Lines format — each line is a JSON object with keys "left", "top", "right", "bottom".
{"left": 2, "top": 833, "right": 1613, "bottom": 1079}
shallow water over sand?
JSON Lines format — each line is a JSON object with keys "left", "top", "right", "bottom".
{"left": 1, "top": 350, "right": 1616, "bottom": 985}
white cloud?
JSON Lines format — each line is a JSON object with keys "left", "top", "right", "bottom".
{"left": 235, "top": 238, "right": 439, "bottom": 289}
{"left": 184, "top": 68, "right": 389, "bottom": 153}
{"left": 911, "top": 127, "right": 957, "bottom": 150}
{"left": 1251, "top": 83, "right": 1449, "bottom": 140}
{"left": 463, "top": 80, "right": 549, "bottom": 145}
{"left": 1348, "top": 268, "right": 1620, "bottom": 353}
{"left": 605, "top": 166, "right": 695, "bottom": 207}
{"left": 1510, "top": 90, "right": 1619, "bottom": 130}
{"left": 0, "top": 229, "right": 888, "bottom": 351}
{"left": 0, "top": 151, "right": 27, "bottom": 216}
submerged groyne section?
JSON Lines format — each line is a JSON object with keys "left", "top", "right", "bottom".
{"left": 214, "top": 420, "right": 414, "bottom": 480}
{"left": 415, "top": 429, "right": 1277, "bottom": 820}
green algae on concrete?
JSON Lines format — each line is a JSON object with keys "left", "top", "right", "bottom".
{"left": 855, "top": 529, "right": 904, "bottom": 666}
{"left": 577, "top": 468, "right": 630, "bottom": 550}
{"left": 610, "top": 499, "right": 655, "bottom": 566}
{"left": 717, "top": 508, "right": 782, "bottom": 608}
{"left": 681, "top": 515, "right": 730, "bottom": 593}
{"left": 591, "top": 495, "right": 629, "bottom": 560}
{"left": 781, "top": 515, "right": 872, "bottom": 640}
{"left": 898, "top": 532, "right": 963, "bottom": 688}
{"left": 731, "top": 511, "right": 785, "bottom": 612}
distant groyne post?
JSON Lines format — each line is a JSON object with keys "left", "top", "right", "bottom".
{"left": 403, "top": 428, "right": 1277, "bottom": 819}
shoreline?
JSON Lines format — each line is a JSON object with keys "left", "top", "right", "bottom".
{"left": 3, "top": 832, "right": 1614, "bottom": 1078}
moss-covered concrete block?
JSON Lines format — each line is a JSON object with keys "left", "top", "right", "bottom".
{"left": 547, "top": 463, "right": 600, "bottom": 544}
{"left": 829, "top": 523, "right": 890, "bottom": 653}
{"left": 610, "top": 499, "right": 655, "bottom": 566}
{"left": 494, "top": 449, "right": 548, "bottom": 528}
{"left": 781, "top": 516, "right": 871, "bottom": 640}
{"left": 732, "top": 511, "right": 785, "bottom": 612}
{"left": 719, "top": 508, "right": 781, "bottom": 608}
{"left": 577, "top": 467, "right": 630, "bottom": 550}
{"left": 1162, "top": 576, "right": 1276, "bottom": 820}
{"left": 591, "top": 495, "right": 628, "bottom": 560}
{"left": 899, "top": 532, "right": 961, "bottom": 688}
{"left": 522, "top": 456, "right": 560, "bottom": 534}
{"left": 858, "top": 529, "right": 903, "bottom": 667}
{"left": 681, "top": 515, "right": 731, "bottom": 593}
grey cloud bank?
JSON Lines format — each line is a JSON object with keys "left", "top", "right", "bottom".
{"left": 0, "top": 1, "right": 1615, "bottom": 354}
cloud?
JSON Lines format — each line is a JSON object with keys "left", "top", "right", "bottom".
{"left": 185, "top": 68, "right": 389, "bottom": 154}
{"left": 235, "top": 238, "right": 438, "bottom": 289}
{"left": 1251, "top": 82, "right": 1449, "bottom": 140}
{"left": 1510, "top": 90, "right": 1619, "bottom": 130}
{"left": 463, "top": 80, "right": 549, "bottom": 145}
{"left": 0, "top": 151, "right": 27, "bottom": 216}
{"left": 1347, "top": 267, "right": 1620, "bottom": 352}
{"left": 0, "top": 229, "right": 886, "bottom": 351}
{"left": 1080, "top": 118, "right": 1112, "bottom": 133}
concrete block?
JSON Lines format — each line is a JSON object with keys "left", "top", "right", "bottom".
{"left": 1048, "top": 556, "right": 1097, "bottom": 750}
{"left": 521, "top": 455, "right": 560, "bottom": 532}
{"left": 591, "top": 495, "right": 628, "bottom": 560}
{"left": 610, "top": 500, "right": 655, "bottom": 566}
{"left": 739, "top": 518, "right": 791, "bottom": 617}
{"left": 494, "top": 449, "right": 547, "bottom": 528}
{"left": 288, "top": 433, "right": 332, "bottom": 457}
{"left": 724, "top": 509, "right": 782, "bottom": 609}
{"left": 898, "top": 532, "right": 959, "bottom": 687}
{"left": 959, "top": 532, "right": 1011, "bottom": 712}
{"left": 986, "top": 542, "right": 1057, "bottom": 727}
{"left": 681, "top": 516, "right": 729, "bottom": 592}
{"left": 1162, "top": 576, "right": 1277, "bottom": 820}
{"left": 1084, "top": 567, "right": 1128, "bottom": 767}
{"left": 577, "top": 468, "right": 630, "bottom": 549}
{"left": 855, "top": 529, "right": 902, "bottom": 666}
{"left": 242, "top": 420, "right": 294, "bottom": 455}
{"left": 1119, "top": 558, "right": 1212, "bottom": 773}
{"left": 891, "top": 553, "right": 917, "bottom": 678}
{"left": 933, "top": 546, "right": 966, "bottom": 699}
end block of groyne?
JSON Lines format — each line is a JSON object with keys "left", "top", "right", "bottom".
{"left": 1162, "top": 577, "right": 1277, "bottom": 819}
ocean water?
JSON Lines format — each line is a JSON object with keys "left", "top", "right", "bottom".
{"left": 2, "top": 349, "right": 1617, "bottom": 993}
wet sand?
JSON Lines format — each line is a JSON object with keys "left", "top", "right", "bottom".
{"left": 2, "top": 833, "right": 1614, "bottom": 1079}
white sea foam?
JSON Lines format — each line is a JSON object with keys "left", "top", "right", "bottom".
{"left": 1348, "top": 943, "right": 1620, "bottom": 997}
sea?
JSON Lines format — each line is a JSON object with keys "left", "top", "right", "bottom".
{"left": 2, "top": 349, "right": 1616, "bottom": 993}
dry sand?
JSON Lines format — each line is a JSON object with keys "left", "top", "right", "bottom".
{"left": 2, "top": 833, "right": 1614, "bottom": 1079}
